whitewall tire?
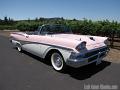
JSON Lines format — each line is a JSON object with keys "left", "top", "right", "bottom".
{"left": 51, "top": 52, "right": 66, "bottom": 71}
{"left": 16, "top": 43, "right": 22, "bottom": 52}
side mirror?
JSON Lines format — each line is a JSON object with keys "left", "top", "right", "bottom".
{"left": 26, "top": 35, "right": 29, "bottom": 38}
{"left": 24, "top": 33, "right": 29, "bottom": 38}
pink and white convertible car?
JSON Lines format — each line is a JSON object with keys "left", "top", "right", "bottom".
{"left": 10, "top": 24, "right": 109, "bottom": 71}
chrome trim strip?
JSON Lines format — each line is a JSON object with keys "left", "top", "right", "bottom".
{"left": 11, "top": 39, "right": 74, "bottom": 51}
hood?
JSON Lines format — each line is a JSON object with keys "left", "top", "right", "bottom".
{"left": 51, "top": 34, "right": 107, "bottom": 50}
{"left": 52, "top": 34, "right": 105, "bottom": 45}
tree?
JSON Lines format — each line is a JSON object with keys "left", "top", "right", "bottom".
{"left": 4, "top": 16, "right": 8, "bottom": 22}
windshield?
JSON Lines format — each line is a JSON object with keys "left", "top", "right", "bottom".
{"left": 40, "top": 25, "right": 72, "bottom": 35}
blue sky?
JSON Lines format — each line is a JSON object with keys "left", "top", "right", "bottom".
{"left": 0, "top": 0, "right": 120, "bottom": 21}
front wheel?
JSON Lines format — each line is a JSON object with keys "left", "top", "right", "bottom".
{"left": 51, "top": 52, "right": 66, "bottom": 71}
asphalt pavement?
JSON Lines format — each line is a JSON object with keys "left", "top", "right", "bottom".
{"left": 0, "top": 36, "right": 120, "bottom": 90}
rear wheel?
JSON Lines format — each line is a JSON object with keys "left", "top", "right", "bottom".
{"left": 16, "top": 43, "right": 22, "bottom": 52}
{"left": 51, "top": 52, "right": 66, "bottom": 71}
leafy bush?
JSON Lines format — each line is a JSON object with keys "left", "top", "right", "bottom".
{"left": 0, "top": 25, "right": 16, "bottom": 30}
{"left": 0, "top": 17, "right": 120, "bottom": 38}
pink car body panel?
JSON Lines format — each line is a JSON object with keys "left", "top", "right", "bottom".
{"left": 10, "top": 32, "right": 107, "bottom": 52}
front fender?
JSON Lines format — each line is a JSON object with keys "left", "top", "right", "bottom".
{"left": 42, "top": 46, "right": 74, "bottom": 62}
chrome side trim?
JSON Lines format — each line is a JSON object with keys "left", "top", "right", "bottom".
{"left": 14, "top": 39, "right": 74, "bottom": 51}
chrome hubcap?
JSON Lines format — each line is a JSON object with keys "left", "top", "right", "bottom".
{"left": 51, "top": 53, "right": 63, "bottom": 71}
{"left": 17, "top": 47, "right": 21, "bottom": 51}
{"left": 54, "top": 57, "right": 62, "bottom": 67}
{"left": 16, "top": 44, "right": 21, "bottom": 52}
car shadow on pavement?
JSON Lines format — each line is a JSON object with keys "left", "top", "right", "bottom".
{"left": 64, "top": 61, "right": 111, "bottom": 80}
{"left": 22, "top": 50, "right": 111, "bottom": 80}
